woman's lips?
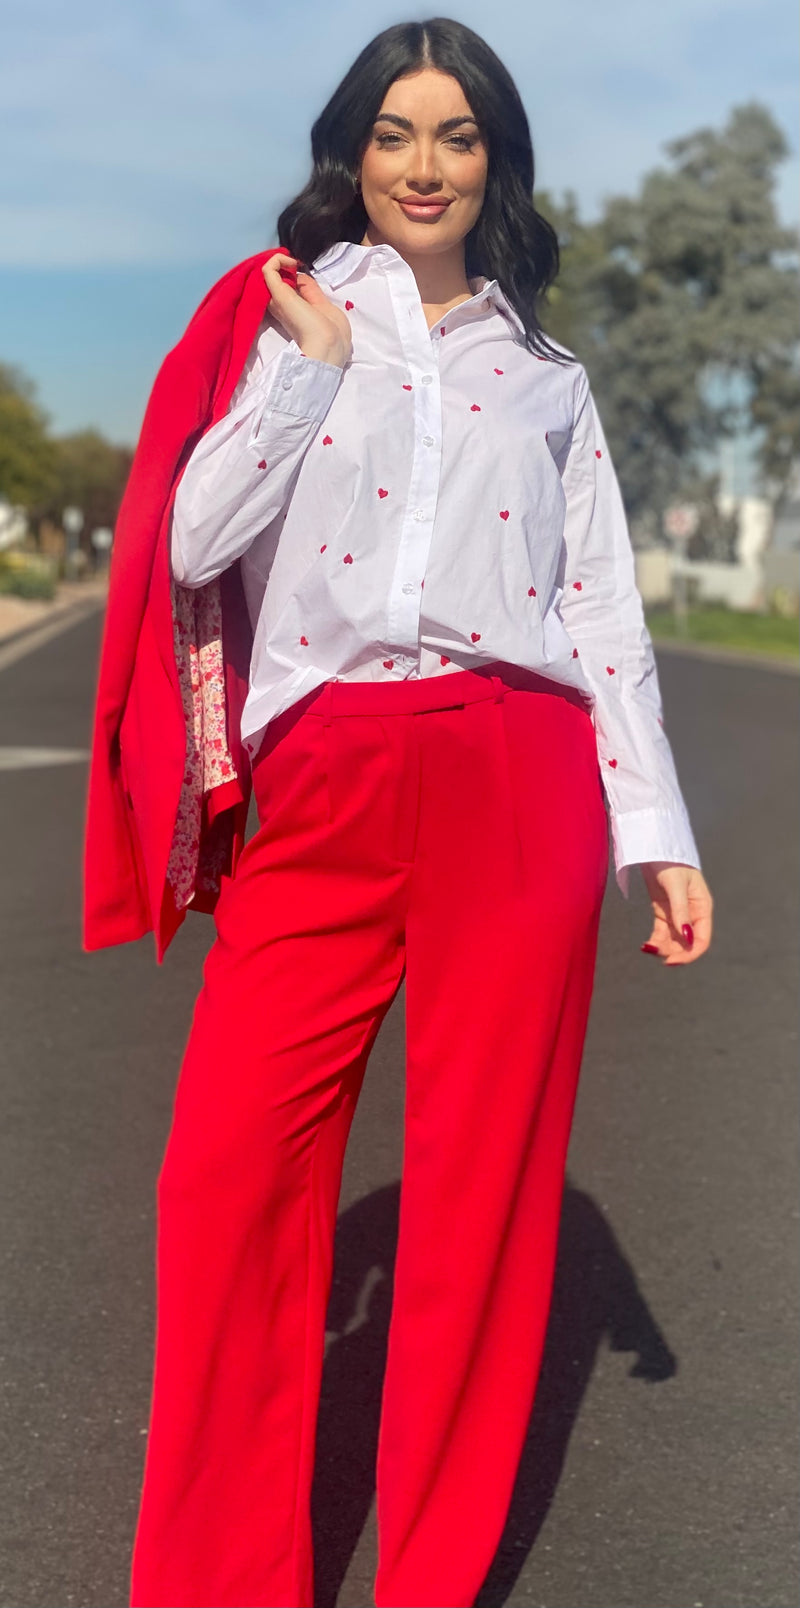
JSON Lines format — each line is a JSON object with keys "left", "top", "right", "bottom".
{"left": 397, "top": 199, "right": 452, "bottom": 219}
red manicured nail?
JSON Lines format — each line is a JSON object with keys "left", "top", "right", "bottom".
{"left": 640, "top": 943, "right": 660, "bottom": 955}
{"left": 681, "top": 924, "right": 694, "bottom": 947}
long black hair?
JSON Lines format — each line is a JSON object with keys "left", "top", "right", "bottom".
{"left": 275, "top": 17, "right": 573, "bottom": 366}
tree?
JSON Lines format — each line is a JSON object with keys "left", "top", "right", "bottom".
{"left": 0, "top": 363, "right": 56, "bottom": 510}
{"left": 0, "top": 362, "right": 133, "bottom": 549}
{"left": 538, "top": 102, "right": 800, "bottom": 533}
{"left": 38, "top": 431, "right": 134, "bottom": 546}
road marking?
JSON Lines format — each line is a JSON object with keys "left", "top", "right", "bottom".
{"left": 0, "top": 599, "right": 103, "bottom": 674}
{"left": 0, "top": 746, "right": 90, "bottom": 770}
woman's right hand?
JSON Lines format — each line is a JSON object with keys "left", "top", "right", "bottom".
{"left": 263, "top": 252, "right": 352, "bottom": 370}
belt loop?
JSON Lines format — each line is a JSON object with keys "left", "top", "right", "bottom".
{"left": 490, "top": 672, "right": 505, "bottom": 703}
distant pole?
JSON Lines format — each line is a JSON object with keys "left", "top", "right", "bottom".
{"left": 664, "top": 504, "right": 698, "bottom": 639}
{"left": 62, "top": 507, "right": 85, "bottom": 579}
{"left": 62, "top": 506, "right": 84, "bottom": 553}
{"left": 90, "top": 526, "right": 113, "bottom": 572}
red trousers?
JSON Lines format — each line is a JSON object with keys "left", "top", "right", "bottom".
{"left": 130, "top": 661, "right": 609, "bottom": 1608}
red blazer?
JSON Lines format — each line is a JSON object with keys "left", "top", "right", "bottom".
{"left": 83, "top": 247, "right": 297, "bottom": 961}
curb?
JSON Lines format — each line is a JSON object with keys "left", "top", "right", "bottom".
{"left": 0, "top": 595, "right": 105, "bottom": 674}
{"left": 652, "top": 636, "right": 799, "bottom": 676}
{"left": 0, "top": 588, "right": 107, "bottom": 651}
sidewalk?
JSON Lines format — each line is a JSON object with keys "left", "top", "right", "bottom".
{"left": 0, "top": 573, "right": 108, "bottom": 648}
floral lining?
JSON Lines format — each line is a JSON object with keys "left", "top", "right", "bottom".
{"left": 166, "top": 577, "right": 238, "bottom": 911}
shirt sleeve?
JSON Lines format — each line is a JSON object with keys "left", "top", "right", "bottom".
{"left": 556, "top": 364, "right": 703, "bottom": 898}
{"left": 170, "top": 339, "right": 344, "bottom": 588}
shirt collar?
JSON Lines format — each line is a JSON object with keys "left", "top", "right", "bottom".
{"left": 311, "top": 239, "right": 525, "bottom": 337}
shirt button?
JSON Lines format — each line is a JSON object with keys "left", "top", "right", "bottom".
{"left": 281, "top": 378, "right": 293, "bottom": 390}
{"left": 401, "top": 582, "right": 415, "bottom": 594}
{"left": 422, "top": 434, "right": 435, "bottom": 447}
{"left": 421, "top": 374, "right": 433, "bottom": 385}
{"left": 413, "top": 509, "right": 426, "bottom": 521}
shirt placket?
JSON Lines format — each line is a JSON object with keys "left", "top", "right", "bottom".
{"left": 383, "top": 264, "right": 449, "bottom": 664}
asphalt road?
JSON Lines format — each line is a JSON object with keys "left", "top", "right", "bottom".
{"left": 0, "top": 611, "right": 797, "bottom": 1608}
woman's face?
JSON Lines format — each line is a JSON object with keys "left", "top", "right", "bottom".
{"left": 357, "top": 68, "right": 488, "bottom": 260}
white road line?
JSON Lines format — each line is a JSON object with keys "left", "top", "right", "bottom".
{"left": 0, "top": 747, "right": 90, "bottom": 770}
{"left": 0, "top": 599, "right": 103, "bottom": 675}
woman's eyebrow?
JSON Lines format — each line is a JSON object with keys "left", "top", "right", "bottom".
{"left": 373, "top": 113, "right": 479, "bottom": 133}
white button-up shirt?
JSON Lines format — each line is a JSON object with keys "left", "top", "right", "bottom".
{"left": 171, "top": 238, "right": 702, "bottom": 895}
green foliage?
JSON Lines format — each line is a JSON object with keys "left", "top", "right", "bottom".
{"left": 0, "top": 365, "right": 132, "bottom": 545}
{"left": 538, "top": 102, "right": 800, "bottom": 527}
{"left": 40, "top": 431, "right": 134, "bottom": 535}
{"left": 0, "top": 549, "right": 57, "bottom": 600}
{"left": 0, "top": 362, "right": 58, "bottom": 509}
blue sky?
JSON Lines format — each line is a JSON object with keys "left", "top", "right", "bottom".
{"left": 0, "top": 0, "right": 797, "bottom": 447}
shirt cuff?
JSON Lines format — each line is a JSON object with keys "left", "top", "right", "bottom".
{"left": 258, "top": 342, "right": 344, "bottom": 425}
{"left": 609, "top": 806, "right": 703, "bottom": 899}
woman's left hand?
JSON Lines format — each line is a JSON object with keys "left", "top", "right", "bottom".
{"left": 638, "top": 863, "right": 713, "bottom": 966}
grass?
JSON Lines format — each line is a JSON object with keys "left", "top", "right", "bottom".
{"left": 645, "top": 603, "right": 799, "bottom": 660}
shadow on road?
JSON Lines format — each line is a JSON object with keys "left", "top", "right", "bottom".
{"left": 311, "top": 1178, "right": 677, "bottom": 1608}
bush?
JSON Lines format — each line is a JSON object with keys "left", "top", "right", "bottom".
{"left": 0, "top": 549, "right": 58, "bottom": 601}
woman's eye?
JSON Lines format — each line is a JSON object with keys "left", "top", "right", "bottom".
{"left": 374, "top": 133, "right": 476, "bottom": 151}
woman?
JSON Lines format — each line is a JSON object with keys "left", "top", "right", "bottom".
{"left": 121, "top": 17, "right": 713, "bottom": 1608}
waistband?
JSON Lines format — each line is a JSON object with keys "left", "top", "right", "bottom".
{"left": 304, "top": 660, "right": 591, "bottom": 723}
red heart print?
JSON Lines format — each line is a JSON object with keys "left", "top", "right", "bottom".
{"left": 494, "top": 368, "right": 503, "bottom": 375}
{"left": 440, "top": 325, "right": 446, "bottom": 335}
{"left": 607, "top": 758, "right": 618, "bottom": 768}
{"left": 572, "top": 581, "right": 583, "bottom": 591}
{"left": 322, "top": 435, "right": 332, "bottom": 445}
{"left": 383, "top": 660, "right": 394, "bottom": 670}
{"left": 257, "top": 459, "right": 267, "bottom": 470}
{"left": 319, "top": 544, "right": 327, "bottom": 553}
{"left": 657, "top": 716, "right": 664, "bottom": 726}
{"left": 299, "top": 636, "right": 309, "bottom": 646}
{"left": 402, "top": 383, "right": 412, "bottom": 390}
{"left": 499, "top": 509, "right": 509, "bottom": 521}
{"left": 595, "top": 449, "right": 602, "bottom": 458}
{"left": 536, "top": 355, "right": 548, "bottom": 362}
{"left": 528, "top": 586, "right": 536, "bottom": 597}
{"left": 345, "top": 300, "right": 354, "bottom": 310}
{"left": 545, "top": 431, "right": 549, "bottom": 441}
{"left": 470, "top": 403, "right": 481, "bottom": 412}
{"left": 343, "top": 553, "right": 353, "bottom": 564}
{"left": 471, "top": 631, "right": 481, "bottom": 642}
{"left": 440, "top": 655, "right": 450, "bottom": 665}
{"left": 378, "top": 487, "right": 388, "bottom": 498}
{"left": 606, "top": 665, "right": 615, "bottom": 675}
{"left": 572, "top": 648, "right": 579, "bottom": 658}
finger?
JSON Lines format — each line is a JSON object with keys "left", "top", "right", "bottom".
{"left": 293, "top": 272, "right": 329, "bottom": 305}
{"left": 658, "top": 879, "right": 696, "bottom": 954}
{"left": 261, "top": 253, "right": 300, "bottom": 296}
{"left": 640, "top": 912, "right": 671, "bottom": 959}
{"left": 663, "top": 917, "right": 711, "bottom": 965}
